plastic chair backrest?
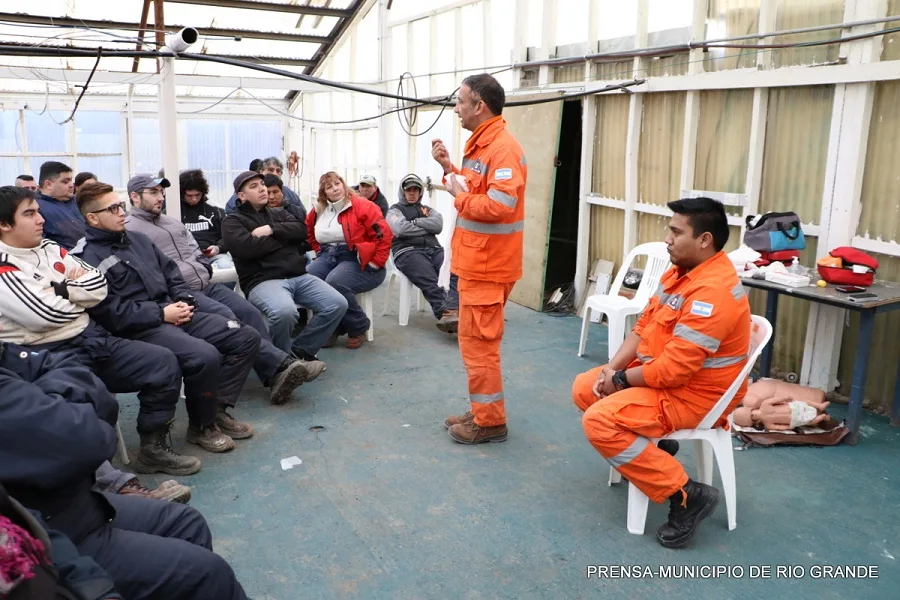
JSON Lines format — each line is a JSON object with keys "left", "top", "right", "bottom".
{"left": 695, "top": 314, "right": 773, "bottom": 430}
{"left": 607, "top": 242, "right": 670, "bottom": 300}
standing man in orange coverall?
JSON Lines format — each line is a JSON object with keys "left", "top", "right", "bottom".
{"left": 571, "top": 197, "right": 751, "bottom": 548}
{"left": 431, "top": 74, "right": 527, "bottom": 445}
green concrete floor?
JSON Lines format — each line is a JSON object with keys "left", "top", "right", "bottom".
{"left": 116, "top": 291, "right": 900, "bottom": 600}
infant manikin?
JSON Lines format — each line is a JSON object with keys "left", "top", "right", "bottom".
{"left": 732, "top": 380, "right": 831, "bottom": 431}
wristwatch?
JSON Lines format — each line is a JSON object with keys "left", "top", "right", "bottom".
{"left": 612, "top": 370, "right": 631, "bottom": 391}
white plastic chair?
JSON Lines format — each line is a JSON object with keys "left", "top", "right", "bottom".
{"left": 578, "top": 242, "right": 670, "bottom": 360}
{"left": 608, "top": 315, "right": 773, "bottom": 535}
{"left": 381, "top": 254, "right": 426, "bottom": 326}
{"left": 358, "top": 291, "right": 375, "bottom": 341}
{"left": 116, "top": 421, "right": 129, "bottom": 465}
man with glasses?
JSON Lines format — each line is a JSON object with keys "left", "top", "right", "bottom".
{"left": 73, "top": 180, "right": 261, "bottom": 455}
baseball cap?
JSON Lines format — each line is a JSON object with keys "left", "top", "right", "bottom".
{"left": 233, "top": 170, "right": 264, "bottom": 194}
{"left": 359, "top": 174, "right": 377, "bottom": 185}
{"left": 127, "top": 174, "right": 170, "bottom": 195}
{"left": 401, "top": 174, "right": 424, "bottom": 190}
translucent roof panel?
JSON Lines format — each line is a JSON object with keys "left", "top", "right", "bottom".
{"left": 0, "top": 0, "right": 365, "bottom": 96}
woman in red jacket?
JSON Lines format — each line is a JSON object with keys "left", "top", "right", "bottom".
{"left": 306, "top": 171, "right": 392, "bottom": 348}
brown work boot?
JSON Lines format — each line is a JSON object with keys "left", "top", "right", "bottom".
{"left": 215, "top": 407, "right": 254, "bottom": 439}
{"left": 436, "top": 309, "right": 459, "bottom": 333}
{"left": 118, "top": 478, "right": 192, "bottom": 504}
{"left": 186, "top": 424, "right": 236, "bottom": 453}
{"left": 346, "top": 334, "right": 366, "bottom": 349}
{"left": 443, "top": 410, "right": 474, "bottom": 430}
{"left": 321, "top": 334, "right": 339, "bottom": 348}
{"left": 448, "top": 421, "right": 508, "bottom": 444}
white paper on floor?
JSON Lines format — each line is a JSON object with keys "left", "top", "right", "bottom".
{"left": 280, "top": 456, "right": 303, "bottom": 470}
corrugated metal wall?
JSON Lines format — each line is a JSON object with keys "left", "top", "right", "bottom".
{"left": 704, "top": 0, "right": 761, "bottom": 72}
{"left": 772, "top": 0, "right": 845, "bottom": 68}
{"left": 639, "top": 92, "right": 686, "bottom": 206}
{"left": 592, "top": 94, "right": 629, "bottom": 199}
{"left": 589, "top": 205, "right": 624, "bottom": 271}
{"left": 694, "top": 89, "right": 753, "bottom": 193}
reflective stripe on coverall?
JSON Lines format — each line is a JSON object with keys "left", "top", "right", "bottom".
{"left": 571, "top": 251, "right": 751, "bottom": 502}
{"left": 445, "top": 115, "right": 527, "bottom": 427}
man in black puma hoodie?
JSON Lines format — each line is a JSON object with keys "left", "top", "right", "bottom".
{"left": 179, "top": 169, "right": 232, "bottom": 269}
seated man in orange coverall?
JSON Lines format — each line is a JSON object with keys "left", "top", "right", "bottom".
{"left": 571, "top": 197, "right": 751, "bottom": 549}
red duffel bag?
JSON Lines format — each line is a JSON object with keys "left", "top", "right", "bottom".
{"left": 817, "top": 246, "right": 879, "bottom": 286}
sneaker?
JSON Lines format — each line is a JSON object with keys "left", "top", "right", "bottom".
{"left": 269, "top": 360, "right": 308, "bottom": 405}
{"left": 133, "top": 426, "right": 202, "bottom": 476}
{"left": 448, "top": 421, "right": 508, "bottom": 444}
{"left": 346, "top": 334, "right": 366, "bottom": 349}
{"left": 186, "top": 424, "right": 236, "bottom": 453}
{"left": 443, "top": 410, "right": 474, "bottom": 430}
{"left": 119, "top": 478, "right": 192, "bottom": 504}
{"left": 215, "top": 408, "right": 254, "bottom": 439}
{"left": 436, "top": 309, "right": 459, "bottom": 333}
{"left": 656, "top": 479, "right": 720, "bottom": 549}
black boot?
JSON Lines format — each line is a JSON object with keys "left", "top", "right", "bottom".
{"left": 657, "top": 440, "right": 679, "bottom": 456}
{"left": 656, "top": 479, "right": 719, "bottom": 549}
{"left": 134, "top": 424, "right": 202, "bottom": 476}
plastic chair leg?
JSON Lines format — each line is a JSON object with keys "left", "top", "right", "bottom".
{"left": 116, "top": 421, "right": 129, "bottom": 465}
{"left": 398, "top": 277, "right": 412, "bottom": 326}
{"left": 713, "top": 429, "right": 737, "bottom": 531}
{"left": 578, "top": 309, "right": 591, "bottom": 357}
{"left": 626, "top": 481, "right": 650, "bottom": 535}
{"left": 608, "top": 466, "right": 622, "bottom": 486}
{"left": 363, "top": 293, "right": 374, "bottom": 342}
{"left": 607, "top": 316, "right": 628, "bottom": 362}
{"left": 693, "top": 439, "right": 714, "bottom": 486}
{"left": 381, "top": 272, "right": 395, "bottom": 316}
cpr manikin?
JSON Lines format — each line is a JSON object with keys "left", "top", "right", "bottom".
{"left": 733, "top": 379, "right": 831, "bottom": 430}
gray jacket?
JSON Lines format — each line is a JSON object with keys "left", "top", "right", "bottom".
{"left": 386, "top": 183, "right": 444, "bottom": 256}
{"left": 125, "top": 207, "right": 212, "bottom": 291}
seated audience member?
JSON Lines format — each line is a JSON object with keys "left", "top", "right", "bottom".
{"left": 74, "top": 172, "right": 97, "bottom": 195}
{"left": 306, "top": 171, "right": 392, "bottom": 349}
{"left": 222, "top": 171, "right": 347, "bottom": 361}
{"left": 0, "top": 344, "right": 249, "bottom": 600}
{"left": 0, "top": 185, "right": 197, "bottom": 476}
{"left": 352, "top": 174, "right": 389, "bottom": 217}
{"left": 1, "top": 482, "right": 121, "bottom": 600}
{"left": 73, "top": 182, "right": 261, "bottom": 452}
{"left": 571, "top": 197, "right": 750, "bottom": 549}
{"left": 34, "top": 161, "right": 84, "bottom": 249}
{"left": 179, "top": 169, "right": 233, "bottom": 269}
{"left": 225, "top": 157, "right": 302, "bottom": 214}
{"left": 386, "top": 173, "right": 459, "bottom": 332}
{"left": 264, "top": 173, "right": 307, "bottom": 221}
{"left": 14, "top": 174, "right": 37, "bottom": 192}
{"left": 125, "top": 174, "right": 324, "bottom": 404}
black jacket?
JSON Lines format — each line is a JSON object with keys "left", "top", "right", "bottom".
{"left": 73, "top": 227, "right": 195, "bottom": 336}
{"left": 221, "top": 201, "right": 310, "bottom": 296}
{"left": 351, "top": 185, "right": 389, "bottom": 217}
{"left": 181, "top": 199, "right": 228, "bottom": 253}
{"left": 0, "top": 343, "right": 118, "bottom": 546}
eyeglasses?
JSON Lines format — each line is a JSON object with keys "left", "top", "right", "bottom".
{"left": 90, "top": 202, "right": 126, "bottom": 215}
{"left": 140, "top": 188, "right": 165, "bottom": 198}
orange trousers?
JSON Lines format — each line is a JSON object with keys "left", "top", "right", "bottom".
{"left": 571, "top": 366, "right": 711, "bottom": 503}
{"left": 458, "top": 278, "right": 515, "bottom": 427}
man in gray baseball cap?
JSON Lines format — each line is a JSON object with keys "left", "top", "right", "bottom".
{"left": 127, "top": 173, "right": 170, "bottom": 196}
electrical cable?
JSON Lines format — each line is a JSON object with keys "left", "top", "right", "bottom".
{"left": 59, "top": 48, "right": 100, "bottom": 124}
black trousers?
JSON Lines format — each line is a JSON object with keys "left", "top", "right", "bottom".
{"left": 393, "top": 246, "right": 459, "bottom": 319}
{"left": 133, "top": 312, "right": 260, "bottom": 427}
{"left": 31, "top": 322, "right": 181, "bottom": 433}
{"left": 77, "top": 493, "right": 248, "bottom": 600}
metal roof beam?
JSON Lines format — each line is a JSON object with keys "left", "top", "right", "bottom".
{"left": 0, "top": 12, "right": 330, "bottom": 43}
{"left": 165, "top": 0, "right": 352, "bottom": 18}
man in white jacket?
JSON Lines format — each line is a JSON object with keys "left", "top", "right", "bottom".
{"left": 0, "top": 185, "right": 199, "bottom": 477}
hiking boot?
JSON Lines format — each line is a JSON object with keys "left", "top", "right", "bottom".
{"left": 297, "top": 359, "right": 327, "bottom": 382}
{"left": 215, "top": 407, "right": 254, "bottom": 439}
{"left": 186, "top": 424, "right": 236, "bottom": 453}
{"left": 291, "top": 348, "right": 327, "bottom": 373}
{"left": 321, "top": 334, "right": 339, "bottom": 348}
{"left": 133, "top": 426, "right": 202, "bottom": 476}
{"left": 436, "top": 309, "right": 459, "bottom": 333}
{"left": 119, "top": 478, "right": 192, "bottom": 504}
{"left": 658, "top": 440, "right": 679, "bottom": 456}
{"left": 448, "top": 421, "right": 508, "bottom": 444}
{"left": 656, "top": 479, "right": 720, "bottom": 549}
{"left": 346, "top": 334, "right": 366, "bottom": 349}
{"left": 443, "top": 410, "right": 474, "bottom": 430}
{"left": 269, "top": 360, "right": 308, "bottom": 405}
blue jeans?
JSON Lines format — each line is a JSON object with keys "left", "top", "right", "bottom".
{"left": 210, "top": 253, "right": 234, "bottom": 269}
{"left": 306, "top": 245, "right": 386, "bottom": 337}
{"left": 247, "top": 274, "right": 348, "bottom": 357}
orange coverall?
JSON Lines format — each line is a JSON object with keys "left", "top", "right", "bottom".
{"left": 571, "top": 251, "right": 751, "bottom": 502}
{"left": 444, "top": 115, "right": 527, "bottom": 427}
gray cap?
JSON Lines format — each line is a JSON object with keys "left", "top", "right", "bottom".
{"left": 233, "top": 170, "right": 264, "bottom": 194}
{"left": 127, "top": 174, "right": 170, "bottom": 195}
{"left": 401, "top": 173, "right": 424, "bottom": 190}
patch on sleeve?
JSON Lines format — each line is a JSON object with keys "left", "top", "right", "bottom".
{"left": 690, "top": 301, "right": 714, "bottom": 318}
{"left": 494, "top": 168, "right": 513, "bottom": 181}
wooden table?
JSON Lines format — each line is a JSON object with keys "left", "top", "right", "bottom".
{"left": 741, "top": 276, "right": 900, "bottom": 445}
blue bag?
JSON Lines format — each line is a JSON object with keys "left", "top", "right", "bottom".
{"left": 743, "top": 212, "right": 806, "bottom": 253}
